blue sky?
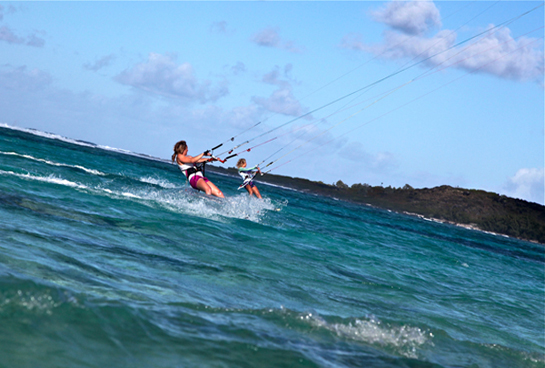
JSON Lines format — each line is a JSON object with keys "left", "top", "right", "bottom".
{"left": 0, "top": 1, "right": 543, "bottom": 204}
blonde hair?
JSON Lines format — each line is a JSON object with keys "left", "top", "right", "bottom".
{"left": 236, "top": 158, "right": 246, "bottom": 168}
{"left": 172, "top": 140, "right": 187, "bottom": 162}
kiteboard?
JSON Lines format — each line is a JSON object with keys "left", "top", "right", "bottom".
{"left": 237, "top": 175, "right": 254, "bottom": 190}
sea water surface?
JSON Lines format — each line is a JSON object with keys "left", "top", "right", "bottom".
{"left": 0, "top": 125, "right": 543, "bottom": 368}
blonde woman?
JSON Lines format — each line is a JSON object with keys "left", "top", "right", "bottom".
{"left": 236, "top": 158, "right": 262, "bottom": 199}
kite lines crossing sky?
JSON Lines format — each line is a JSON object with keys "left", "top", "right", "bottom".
{"left": 201, "top": 2, "right": 543, "bottom": 177}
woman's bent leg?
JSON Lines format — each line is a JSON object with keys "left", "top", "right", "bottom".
{"left": 205, "top": 180, "right": 224, "bottom": 198}
{"left": 195, "top": 178, "right": 212, "bottom": 195}
{"left": 245, "top": 185, "right": 253, "bottom": 196}
{"left": 251, "top": 186, "right": 262, "bottom": 199}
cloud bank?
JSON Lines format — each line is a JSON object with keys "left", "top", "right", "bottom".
{"left": 371, "top": 0, "right": 441, "bottom": 35}
{"left": 0, "top": 6, "right": 45, "bottom": 47}
{"left": 115, "top": 53, "right": 228, "bottom": 103}
{"left": 503, "top": 168, "right": 544, "bottom": 205}
{"left": 343, "top": 0, "right": 544, "bottom": 83}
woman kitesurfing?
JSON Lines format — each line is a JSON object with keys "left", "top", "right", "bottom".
{"left": 172, "top": 140, "right": 224, "bottom": 198}
{"left": 236, "top": 158, "right": 262, "bottom": 199}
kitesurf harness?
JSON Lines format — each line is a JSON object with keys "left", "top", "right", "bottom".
{"left": 237, "top": 166, "right": 259, "bottom": 190}
{"left": 238, "top": 166, "right": 257, "bottom": 181}
{"left": 177, "top": 162, "right": 205, "bottom": 182}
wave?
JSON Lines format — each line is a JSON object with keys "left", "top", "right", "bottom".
{"left": 0, "top": 169, "right": 89, "bottom": 190}
{"left": 159, "top": 303, "right": 544, "bottom": 365}
{"left": 0, "top": 149, "right": 184, "bottom": 192}
{"left": 0, "top": 123, "right": 168, "bottom": 164}
{"left": 0, "top": 151, "right": 106, "bottom": 176}
{"left": 305, "top": 313, "right": 430, "bottom": 359}
{"left": 138, "top": 176, "right": 178, "bottom": 189}
{"left": 0, "top": 167, "right": 281, "bottom": 223}
{"left": 158, "top": 302, "right": 431, "bottom": 360}
{"left": 1, "top": 273, "right": 540, "bottom": 367}
{"left": 0, "top": 124, "right": 99, "bottom": 149}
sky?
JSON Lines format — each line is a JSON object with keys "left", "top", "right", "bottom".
{"left": 0, "top": 1, "right": 543, "bottom": 204}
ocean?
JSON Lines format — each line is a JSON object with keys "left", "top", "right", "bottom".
{"left": 0, "top": 125, "right": 543, "bottom": 368}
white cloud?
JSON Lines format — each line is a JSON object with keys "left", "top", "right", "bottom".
{"left": 361, "top": 29, "right": 456, "bottom": 62}
{"left": 84, "top": 54, "right": 116, "bottom": 72}
{"left": 503, "top": 168, "right": 544, "bottom": 204}
{"left": 0, "top": 4, "right": 45, "bottom": 47}
{"left": 114, "top": 53, "right": 228, "bottom": 103}
{"left": 261, "top": 64, "right": 296, "bottom": 88}
{"left": 371, "top": 26, "right": 544, "bottom": 82}
{"left": 251, "top": 65, "right": 305, "bottom": 117}
{"left": 26, "top": 32, "right": 45, "bottom": 47}
{"left": 451, "top": 27, "right": 544, "bottom": 81}
{"left": 230, "top": 61, "right": 246, "bottom": 75}
{"left": 252, "top": 27, "right": 281, "bottom": 47}
{"left": 339, "top": 141, "right": 399, "bottom": 172}
{"left": 0, "top": 65, "right": 52, "bottom": 91}
{"left": 224, "top": 105, "right": 262, "bottom": 130}
{"left": 370, "top": 0, "right": 441, "bottom": 36}
{"left": 340, "top": 33, "right": 365, "bottom": 52}
{"left": 0, "top": 26, "right": 45, "bottom": 47}
{"left": 251, "top": 27, "right": 304, "bottom": 53}
{"left": 0, "top": 4, "right": 17, "bottom": 22}
{"left": 0, "top": 26, "right": 24, "bottom": 44}
{"left": 210, "top": 21, "right": 229, "bottom": 34}
{"left": 346, "top": 1, "right": 544, "bottom": 83}
{"left": 252, "top": 88, "right": 305, "bottom": 117}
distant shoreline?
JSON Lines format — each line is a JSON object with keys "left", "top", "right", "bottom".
{"left": 207, "top": 165, "right": 545, "bottom": 245}
{"left": 401, "top": 211, "right": 523, "bottom": 242}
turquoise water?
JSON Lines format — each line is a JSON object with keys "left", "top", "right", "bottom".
{"left": 0, "top": 125, "right": 543, "bottom": 368}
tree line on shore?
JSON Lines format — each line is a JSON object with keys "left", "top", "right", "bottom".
{"left": 218, "top": 166, "right": 545, "bottom": 244}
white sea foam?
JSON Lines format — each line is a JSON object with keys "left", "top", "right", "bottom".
{"left": 1, "top": 163, "right": 252, "bottom": 221}
{"left": 121, "top": 192, "right": 143, "bottom": 199}
{"left": 305, "top": 313, "right": 430, "bottom": 359}
{"left": 155, "top": 190, "right": 270, "bottom": 222}
{"left": 0, "top": 288, "right": 84, "bottom": 316}
{"left": 138, "top": 176, "right": 178, "bottom": 189}
{"left": 219, "top": 193, "right": 279, "bottom": 222}
{"left": 0, "top": 170, "right": 88, "bottom": 190}
{"left": 0, "top": 151, "right": 106, "bottom": 176}
{"left": 84, "top": 179, "right": 282, "bottom": 224}
{"left": 0, "top": 290, "right": 61, "bottom": 316}
{"left": 149, "top": 186, "right": 281, "bottom": 223}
